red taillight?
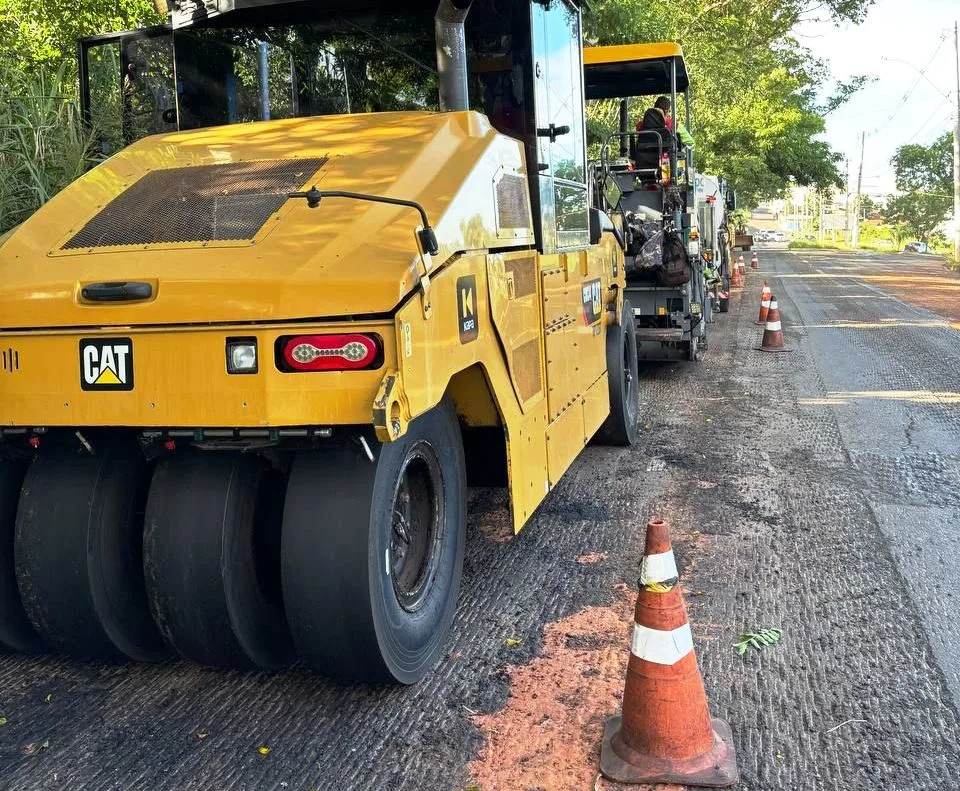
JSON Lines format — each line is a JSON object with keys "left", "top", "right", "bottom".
{"left": 279, "top": 334, "right": 381, "bottom": 372}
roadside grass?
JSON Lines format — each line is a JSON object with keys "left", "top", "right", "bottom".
{"left": 788, "top": 238, "right": 957, "bottom": 264}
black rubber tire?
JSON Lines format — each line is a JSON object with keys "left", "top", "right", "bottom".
{"left": 282, "top": 399, "right": 466, "bottom": 684}
{"left": 14, "top": 445, "right": 166, "bottom": 661}
{"left": 0, "top": 460, "right": 43, "bottom": 654}
{"left": 596, "top": 299, "right": 640, "bottom": 446}
{"left": 143, "top": 453, "right": 295, "bottom": 670}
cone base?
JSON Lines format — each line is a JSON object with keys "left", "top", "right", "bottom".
{"left": 756, "top": 345, "right": 792, "bottom": 353}
{"left": 600, "top": 716, "right": 739, "bottom": 787}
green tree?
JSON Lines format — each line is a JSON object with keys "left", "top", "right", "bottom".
{"left": 882, "top": 132, "right": 954, "bottom": 242}
{"left": 0, "top": 0, "right": 161, "bottom": 72}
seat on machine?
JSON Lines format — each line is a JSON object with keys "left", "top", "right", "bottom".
{"left": 629, "top": 130, "right": 673, "bottom": 180}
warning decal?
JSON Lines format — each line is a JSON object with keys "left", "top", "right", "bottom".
{"left": 581, "top": 278, "right": 603, "bottom": 325}
{"left": 457, "top": 275, "right": 479, "bottom": 344}
{"left": 79, "top": 338, "right": 134, "bottom": 391}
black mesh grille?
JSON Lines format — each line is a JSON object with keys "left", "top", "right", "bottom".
{"left": 496, "top": 174, "right": 531, "bottom": 230}
{"left": 63, "top": 158, "right": 328, "bottom": 250}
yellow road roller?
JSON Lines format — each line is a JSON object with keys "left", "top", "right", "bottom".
{"left": 0, "top": 0, "right": 638, "bottom": 683}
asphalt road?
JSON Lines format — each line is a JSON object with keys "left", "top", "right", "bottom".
{"left": 2, "top": 247, "right": 960, "bottom": 790}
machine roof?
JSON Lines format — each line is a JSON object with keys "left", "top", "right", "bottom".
{"left": 583, "top": 43, "right": 689, "bottom": 99}
{"left": 165, "top": 0, "right": 587, "bottom": 31}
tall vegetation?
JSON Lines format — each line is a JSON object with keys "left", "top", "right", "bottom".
{"left": 0, "top": 63, "right": 99, "bottom": 230}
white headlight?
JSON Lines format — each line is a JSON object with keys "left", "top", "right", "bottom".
{"left": 226, "top": 340, "right": 258, "bottom": 374}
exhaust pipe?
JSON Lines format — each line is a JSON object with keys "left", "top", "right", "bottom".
{"left": 435, "top": 0, "right": 473, "bottom": 112}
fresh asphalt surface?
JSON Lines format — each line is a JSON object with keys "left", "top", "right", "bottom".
{"left": 2, "top": 247, "right": 960, "bottom": 790}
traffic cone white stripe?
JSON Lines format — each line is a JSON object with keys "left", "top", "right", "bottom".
{"left": 639, "top": 550, "right": 679, "bottom": 588}
{"left": 765, "top": 320, "right": 782, "bottom": 331}
{"left": 631, "top": 622, "right": 694, "bottom": 665}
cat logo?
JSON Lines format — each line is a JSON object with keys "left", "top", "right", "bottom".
{"left": 79, "top": 338, "right": 134, "bottom": 391}
{"left": 457, "top": 275, "right": 479, "bottom": 344}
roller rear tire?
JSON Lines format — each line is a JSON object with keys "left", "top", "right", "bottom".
{"left": 282, "top": 399, "right": 466, "bottom": 684}
{"left": 0, "top": 460, "right": 43, "bottom": 654}
{"left": 596, "top": 299, "right": 640, "bottom": 446}
{"left": 14, "top": 445, "right": 166, "bottom": 661}
{"left": 143, "top": 453, "right": 295, "bottom": 670}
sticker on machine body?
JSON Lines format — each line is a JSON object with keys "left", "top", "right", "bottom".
{"left": 79, "top": 337, "right": 134, "bottom": 391}
{"left": 457, "top": 275, "right": 479, "bottom": 344}
{"left": 581, "top": 278, "right": 602, "bottom": 325}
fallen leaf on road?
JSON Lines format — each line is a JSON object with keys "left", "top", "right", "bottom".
{"left": 0, "top": 717, "right": 7, "bottom": 726}
{"left": 735, "top": 627, "right": 783, "bottom": 655}
{"left": 196, "top": 731, "right": 208, "bottom": 740}
{"left": 504, "top": 638, "right": 522, "bottom": 648}
{"left": 257, "top": 745, "right": 271, "bottom": 756}
{"left": 43, "top": 694, "right": 51, "bottom": 704}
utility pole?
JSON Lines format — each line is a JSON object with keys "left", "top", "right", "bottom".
{"left": 818, "top": 189, "right": 825, "bottom": 243}
{"left": 844, "top": 156, "right": 850, "bottom": 244}
{"left": 953, "top": 20, "right": 959, "bottom": 263}
{"left": 851, "top": 132, "right": 865, "bottom": 247}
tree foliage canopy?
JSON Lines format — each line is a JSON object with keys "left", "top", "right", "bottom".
{"left": 881, "top": 132, "right": 955, "bottom": 242}
{"left": 585, "top": 0, "right": 874, "bottom": 204}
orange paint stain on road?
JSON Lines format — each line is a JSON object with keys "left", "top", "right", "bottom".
{"left": 467, "top": 585, "right": 682, "bottom": 791}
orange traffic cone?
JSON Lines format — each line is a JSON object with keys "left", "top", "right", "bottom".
{"left": 750, "top": 251, "right": 759, "bottom": 270}
{"left": 757, "top": 294, "right": 790, "bottom": 352}
{"left": 754, "top": 282, "right": 771, "bottom": 325}
{"left": 600, "top": 519, "right": 738, "bottom": 787}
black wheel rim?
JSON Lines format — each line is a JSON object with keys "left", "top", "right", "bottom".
{"left": 390, "top": 443, "right": 444, "bottom": 613}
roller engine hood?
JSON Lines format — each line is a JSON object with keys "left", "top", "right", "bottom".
{"left": 0, "top": 111, "right": 531, "bottom": 330}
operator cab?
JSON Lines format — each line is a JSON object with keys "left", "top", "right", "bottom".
{"left": 78, "top": 0, "right": 592, "bottom": 253}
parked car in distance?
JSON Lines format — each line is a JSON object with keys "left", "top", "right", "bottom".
{"left": 772, "top": 231, "right": 788, "bottom": 243}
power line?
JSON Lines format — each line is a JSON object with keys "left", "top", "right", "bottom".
{"left": 869, "top": 35, "right": 948, "bottom": 135}
{"left": 904, "top": 105, "right": 955, "bottom": 144}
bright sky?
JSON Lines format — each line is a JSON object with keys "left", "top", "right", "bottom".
{"left": 795, "top": 0, "right": 958, "bottom": 199}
